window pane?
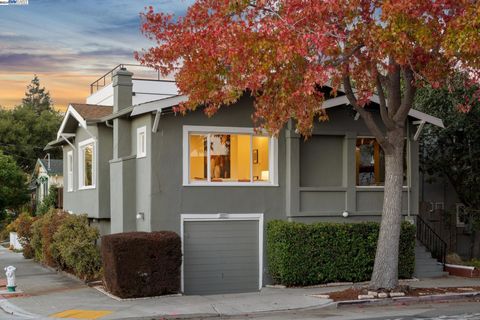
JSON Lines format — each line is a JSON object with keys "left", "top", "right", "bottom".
{"left": 210, "top": 134, "right": 251, "bottom": 182}
{"left": 356, "top": 138, "right": 408, "bottom": 186}
{"left": 253, "top": 136, "right": 269, "bottom": 182}
{"left": 189, "top": 134, "right": 207, "bottom": 182}
{"left": 84, "top": 145, "right": 93, "bottom": 186}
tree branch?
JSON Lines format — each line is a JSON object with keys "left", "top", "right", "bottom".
{"left": 376, "top": 72, "right": 396, "bottom": 130}
{"left": 393, "top": 67, "right": 416, "bottom": 123}
{"left": 387, "top": 61, "right": 401, "bottom": 117}
{"left": 342, "top": 76, "right": 392, "bottom": 152}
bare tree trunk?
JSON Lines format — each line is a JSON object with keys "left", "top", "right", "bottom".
{"left": 370, "top": 128, "right": 405, "bottom": 290}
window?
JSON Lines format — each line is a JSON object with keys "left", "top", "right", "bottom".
{"left": 456, "top": 203, "right": 469, "bottom": 227}
{"left": 137, "top": 126, "right": 147, "bottom": 158}
{"left": 184, "top": 126, "right": 277, "bottom": 186}
{"left": 78, "top": 139, "right": 95, "bottom": 189}
{"left": 67, "top": 151, "right": 73, "bottom": 192}
{"left": 356, "top": 137, "right": 407, "bottom": 186}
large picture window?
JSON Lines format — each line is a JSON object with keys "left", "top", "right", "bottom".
{"left": 78, "top": 138, "right": 95, "bottom": 189}
{"left": 184, "top": 126, "right": 277, "bottom": 186}
{"left": 355, "top": 137, "right": 407, "bottom": 186}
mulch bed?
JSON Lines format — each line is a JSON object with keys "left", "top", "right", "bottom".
{"left": 326, "top": 286, "right": 480, "bottom": 302}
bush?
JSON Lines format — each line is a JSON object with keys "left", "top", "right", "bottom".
{"left": 11, "top": 212, "right": 36, "bottom": 259}
{"left": 31, "top": 209, "right": 68, "bottom": 265}
{"left": 101, "top": 231, "right": 182, "bottom": 298}
{"left": 51, "top": 214, "right": 101, "bottom": 280}
{"left": 36, "top": 186, "right": 58, "bottom": 216}
{"left": 267, "top": 220, "right": 416, "bottom": 286}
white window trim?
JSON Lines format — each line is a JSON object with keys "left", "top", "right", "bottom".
{"left": 180, "top": 213, "right": 264, "bottom": 293}
{"left": 182, "top": 125, "right": 278, "bottom": 187}
{"left": 456, "top": 203, "right": 466, "bottom": 227}
{"left": 78, "top": 138, "right": 96, "bottom": 190}
{"left": 137, "top": 126, "right": 147, "bottom": 158}
{"left": 67, "top": 150, "right": 73, "bottom": 192}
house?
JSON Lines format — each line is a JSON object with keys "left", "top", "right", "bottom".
{"left": 47, "top": 65, "right": 444, "bottom": 295}
{"left": 30, "top": 157, "right": 64, "bottom": 212}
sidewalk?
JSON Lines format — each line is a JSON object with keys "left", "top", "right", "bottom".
{"left": 1, "top": 246, "right": 480, "bottom": 320}
{"left": 0, "top": 247, "right": 338, "bottom": 319}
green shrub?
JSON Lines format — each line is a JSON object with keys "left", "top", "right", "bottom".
{"left": 36, "top": 186, "right": 59, "bottom": 216}
{"left": 51, "top": 214, "right": 101, "bottom": 280}
{"left": 30, "top": 209, "right": 68, "bottom": 265}
{"left": 266, "top": 220, "right": 416, "bottom": 286}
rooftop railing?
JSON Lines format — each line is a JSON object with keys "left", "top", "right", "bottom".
{"left": 89, "top": 64, "right": 175, "bottom": 94}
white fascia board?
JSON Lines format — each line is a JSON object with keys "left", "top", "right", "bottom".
{"left": 322, "top": 93, "right": 444, "bottom": 128}
{"left": 131, "top": 95, "right": 188, "bottom": 117}
{"left": 56, "top": 105, "right": 87, "bottom": 140}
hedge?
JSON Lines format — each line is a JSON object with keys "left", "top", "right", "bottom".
{"left": 267, "top": 220, "right": 415, "bottom": 286}
{"left": 101, "top": 231, "right": 182, "bottom": 298}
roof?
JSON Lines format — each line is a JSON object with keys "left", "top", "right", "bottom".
{"left": 131, "top": 95, "right": 187, "bottom": 116}
{"left": 69, "top": 103, "right": 113, "bottom": 121}
{"left": 38, "top": 159, "right": 63, "bottom": 176}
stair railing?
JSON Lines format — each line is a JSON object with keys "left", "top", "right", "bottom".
{"left": 416, "top": 215, "right": 447, "bottom": 269}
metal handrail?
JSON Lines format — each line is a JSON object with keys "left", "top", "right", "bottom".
{"left": 89, "top": 64, "right": 164, "bottom": 94}
{"left": 416, "top": 215, "right": 447, "bottom": 269}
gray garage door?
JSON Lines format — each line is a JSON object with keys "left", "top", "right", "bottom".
{"left": 183, "top": 220, "right": 259, "bottom": 295}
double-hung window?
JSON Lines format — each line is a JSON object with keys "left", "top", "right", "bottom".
{"left": 67, "top": 150, "right": 73, "bottom": 192}
{"left": 78, "top": 138, "right": 95, "bottom": 189}
{"left": 183, "top": 126, "right": 277, "bottom": 186}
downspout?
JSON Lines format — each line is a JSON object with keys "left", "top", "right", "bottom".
{"left": 105, "top": 120, "right": 113, "bottom": 128}
{"left": 407, "top": 123, "right": 411, "bottom": 220}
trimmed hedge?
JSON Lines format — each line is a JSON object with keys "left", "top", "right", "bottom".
{"left": 267, "top": 220, "right": 415, "bottom": 286}
{"left": 101, "top": 231, "right": 182, "bottom": 298}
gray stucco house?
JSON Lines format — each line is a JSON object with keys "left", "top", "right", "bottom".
{"left": 48, "top": 65, "right": 443, "bottom": 295}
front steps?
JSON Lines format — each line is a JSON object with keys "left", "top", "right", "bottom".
{"left": 414, "top": 242, "right": 449, "bottom": 278}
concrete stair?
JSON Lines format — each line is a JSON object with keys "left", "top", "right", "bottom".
{"left": 414, "top": 242, "right": 449, "bottom": 278}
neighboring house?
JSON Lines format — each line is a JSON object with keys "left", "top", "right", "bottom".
{"left": 30, "top": 158, "right": 64, "bottom": 211}
{"left": 47, "top": 65, "right": 444, "bottom": 295}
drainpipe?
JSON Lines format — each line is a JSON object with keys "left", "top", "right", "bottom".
{"left": 407, "top": 123, "right": 412, "bottom": 221}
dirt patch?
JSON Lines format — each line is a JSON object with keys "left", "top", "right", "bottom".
{"left": 323, "top": 286, "right": 480, "bottom": 301}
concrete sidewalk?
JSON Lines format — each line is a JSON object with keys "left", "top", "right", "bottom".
{"left": 0, "top": 247, "right": 337, "bottom": 319}
{"left": 1, "top": 246, "right": 480, "bottom": 320}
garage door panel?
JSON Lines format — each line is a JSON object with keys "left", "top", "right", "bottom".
{"left": 183, "top": 219, "right": 260, "bottom": 295}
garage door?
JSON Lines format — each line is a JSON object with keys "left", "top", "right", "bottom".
{"left": 183, "top": 218, "right": 260, "bottom": 295}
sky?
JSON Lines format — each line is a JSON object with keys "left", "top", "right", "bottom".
{"left": 0, "top": 0, "right": 193, "bottom": 111}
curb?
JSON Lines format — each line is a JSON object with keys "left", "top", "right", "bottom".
{"left": 336, "top": 291, "right": 480, "bottom": 308}
{"left": 0, "top": 297, "right": 43, "bottom": 319}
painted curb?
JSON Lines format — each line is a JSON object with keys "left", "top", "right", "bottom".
{"left": 336, "top": 291, "right": 480, "bottom": 307}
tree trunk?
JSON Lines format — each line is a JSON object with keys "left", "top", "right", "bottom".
{"left": 370, "top": 128, "right": 405, "bottom": 290}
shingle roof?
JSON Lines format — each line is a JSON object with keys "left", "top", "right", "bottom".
{"left": 39, "top": 159, "right": 63, "bottom": 176}
{"left": 70, "top": 103, "right": 113, "bottom": 121}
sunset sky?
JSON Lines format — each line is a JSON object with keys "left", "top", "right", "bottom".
{"left": 0, "top": 0, "right": 192, "bottom": 111}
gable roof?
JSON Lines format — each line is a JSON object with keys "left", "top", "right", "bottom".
{"left": 130, "top": 93, "right": 444, "bottom": 128}
{"left": 70, "top": 103, "right": 113, "bottom": 121}
{"left": 56, "top": 103, "right": 113, "bottom": 140}
{"left": 38, "top": 159, "right": 63, "bottom": 176}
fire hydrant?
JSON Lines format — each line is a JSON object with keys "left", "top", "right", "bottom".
{"left": 4, "top": 266, "right": 16, "bottom": 292}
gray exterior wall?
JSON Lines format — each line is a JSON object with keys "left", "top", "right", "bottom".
{"left": 148, "top": 100, "right": 419, "bottom": 232}
{"left": 63, "top": 123, "right": 112, "bottom": 222}
{"left": 150, "top": 98, "right": 287, "bottom": 235}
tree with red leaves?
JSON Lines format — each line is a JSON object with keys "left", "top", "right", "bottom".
{"left": 136, "top": 0, "right": 480, "bottom": 290}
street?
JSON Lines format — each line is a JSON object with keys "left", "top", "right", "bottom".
{"left": 165, "top": 300, "right": 480, "bottom": 320}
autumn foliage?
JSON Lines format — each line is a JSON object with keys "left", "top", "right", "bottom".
{"left": 136, "top": 0, "right": 480, "bottom": 136}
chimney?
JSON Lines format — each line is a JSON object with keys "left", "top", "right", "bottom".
{"left": 112, "top": 67, "right": 133, "bottom": 112}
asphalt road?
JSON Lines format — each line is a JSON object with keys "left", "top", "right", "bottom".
{"left": 144, "top": 300, "right": 480, "bottom": 320}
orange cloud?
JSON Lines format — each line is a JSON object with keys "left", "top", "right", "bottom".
{"left": 0, "top": 72, "right": 99, "bottom": 112}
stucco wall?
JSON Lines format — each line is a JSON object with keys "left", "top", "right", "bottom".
{"left": 63, "top": 124, "right": 112, "bottom": 220}
{"left": 150, "top": 97, "right": 287, "bottom": 235}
